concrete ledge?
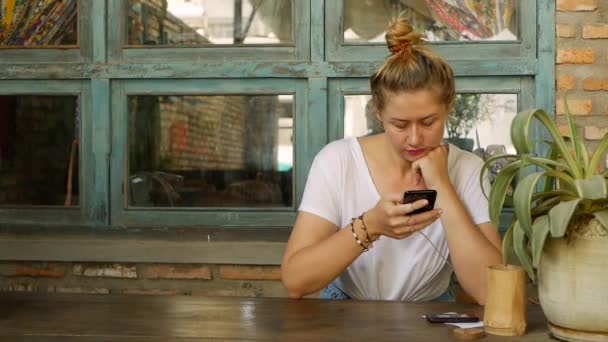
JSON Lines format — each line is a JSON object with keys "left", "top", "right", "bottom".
{"left": 0, "top": 234, "right": 286, "bottom": 265}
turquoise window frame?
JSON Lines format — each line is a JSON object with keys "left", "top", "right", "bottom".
{"left": 326, "top": 1, "right": 537, "bottom": 63}
{"left": 0, "top": 0, "right": 94, "bottom": 64}
{"left": 0, "top": 0, "right": 554, "bottom": 230}
{"left": 107, "top": 0, "right": 311, "bottom": 63}
{"left": 0, "top": 80, "right": 93, "bottom": 225}
{"left": 110, "top": 78, "right": 313, "bottom": 227}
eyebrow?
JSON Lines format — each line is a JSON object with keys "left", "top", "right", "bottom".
{"left": 390, "top": 114, "right": 438, "bottom": 122}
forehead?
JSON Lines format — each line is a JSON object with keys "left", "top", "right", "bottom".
{"left": 382, "top": 89, "right": 448, "bottom": 118}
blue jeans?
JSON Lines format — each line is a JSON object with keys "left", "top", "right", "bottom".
{"left": 320, "top": 282, "right": 455, "bottom": 302}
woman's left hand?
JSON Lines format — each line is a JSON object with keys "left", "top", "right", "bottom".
{"left": 412, "top": 145, "right": 450, "bottom": 191}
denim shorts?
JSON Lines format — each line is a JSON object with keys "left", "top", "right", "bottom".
{"left": 320, "top": 282, "right": 455, "bottom": 302}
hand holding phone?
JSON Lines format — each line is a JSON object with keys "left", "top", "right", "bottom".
{"left": 403, "top": 189, "right": 437, "bottom": 215}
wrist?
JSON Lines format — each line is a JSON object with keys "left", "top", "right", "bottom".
{"left": 430, "top": 178, "right": 453, "bottom": 192}
{"left": 361, "top": 209, "right": 381, "bottom": 241}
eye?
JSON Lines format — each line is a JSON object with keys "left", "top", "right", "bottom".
{"left": 421, "top": 119, "right": 436, "bottom": 127}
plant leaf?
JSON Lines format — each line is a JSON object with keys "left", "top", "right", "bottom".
{"left": 587, "top": 126, "right": 608, "bottom": 178}
{"left": 531, "top": 215, "right": 550, "bottom": 268}
{"left": 592, "top": 210, "right": 608, "bottom": 234}
{"left": 564, "top": 98, "right": 583, "bottom": 167}
{"left": 575, "top": 139, "right": 589, "bottom": 175}
{"left": 501, "top": 221, "right": 515, "bottom": 265}
{"left": 513, "top": 221, "right": 535, "bottom": 280}
{"left": 548, "top": 199, "right": 582, "bottom": 237}
{"left": 487, "top": 160, "right": 523, "bottom": 228}
{"left": 510, "top": 109, "right": 582, "bottom": 178}
{"left": 574, "top": 175, "right": 608, "bottom": 200}
{"left": 513, "top": 172, "right": 545, "bottom": 235}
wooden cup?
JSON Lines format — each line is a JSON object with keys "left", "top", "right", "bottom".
{"left": 483, "top": 264, "right": 527, "bottom": 336}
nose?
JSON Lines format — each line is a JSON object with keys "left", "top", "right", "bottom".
{"left": 407, "top": 124, "right": 422, "bottom": 146}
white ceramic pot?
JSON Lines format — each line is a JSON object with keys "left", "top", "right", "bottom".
{"left": 538, "top": 217, "right": 608, "bottom": 341}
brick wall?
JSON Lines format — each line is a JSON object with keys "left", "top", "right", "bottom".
{"left": 0, "top": 262, "right": 287, "bottom": 297}
{"left": 556, "top": 0, "right": 608, "bottom": 157}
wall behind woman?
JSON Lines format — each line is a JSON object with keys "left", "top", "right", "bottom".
{"left": 555, "top": 0, "right": 608, "bottom": 157}
{"left": 1, "top": 2, "right": 607, "bottom": 298}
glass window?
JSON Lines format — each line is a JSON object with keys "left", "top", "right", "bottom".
{"left": 0, "top": 0, "right": 78, "bottom": 47}
{"left": 126, "top": 0, "right": 293, "bottom": 46}
{"left": 127, "top": 94, "right": 294, "bottom": 208}
{"left": 0, "top": 95, "right": 80, "bottom": 206}
{"left": 343, "top": 0, "right": 518, "bottom": 43}
{"left": 343, "top": 93, "right": 518, "bottom": 154}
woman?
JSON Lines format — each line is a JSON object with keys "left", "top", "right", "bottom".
{"left": 281, "top": 18, "right": 502, "bottom": 304}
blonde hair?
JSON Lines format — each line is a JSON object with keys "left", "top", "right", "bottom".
{"left": 370, "top": 18, "right": 455, "bottom": 113}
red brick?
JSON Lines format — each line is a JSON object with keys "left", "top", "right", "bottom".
{"left": 53, "top": 287, "right": 110, "bottom": 294}
{"left": 583, "top": 24, "right": 608, "bottom": 39}
{"left": 556, "top": 98, "right": 592, "bottom": 116}
{"left": 557, "top": 0, "right": 598, "bottom": 11}
{"left": 15, "top": 265, "right": 65, "bottom": 278}
{"left": 73, "top": 263, "right": 137, "bottom": 278}
{"left": 582, "top": 77, "right": 608, "bottom": 91}
{"left": 558, "top": 125, "right": 571, "bottom": 137}
{"left": 219, "top": 265, "right": 281, "bottom": 280}
{"left": 123, "top": 289, "right": 183, "bottom": 295}
{"left": 557, "top": 74, "right": 575, "bottom": 90}
{"left": 145, "top": 264, "right": 212, "bottom": 280}
{"left": 584, "top": 126, "right": 608, "bottom": 140}
{"left": 557, "top": 48, "right": 594, "bottom": 64}
{"left": 556, "top": 24, "right": 576, "bottom": 38}
{"left": 0, "top": 263, "right": 65, "bottom": 278}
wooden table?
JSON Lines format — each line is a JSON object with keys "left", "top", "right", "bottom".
{"left": 0, "top": 293, "right": 554, "bottom": 341}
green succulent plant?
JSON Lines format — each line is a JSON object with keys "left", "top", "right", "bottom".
{"left": 480, "top": 102, "right": 608, "bottom": 280}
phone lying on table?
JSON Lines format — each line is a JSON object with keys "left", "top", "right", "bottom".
{"left": 426, "top": 313, "right": 479, "bottom": 323}
{"left": 403, "top": 189, "right": 437, "bottom": 215}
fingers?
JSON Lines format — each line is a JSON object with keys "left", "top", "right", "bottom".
{"left": 385, "top": 209, "right": 442, "bottom": 239}
{"left": 397, "top": 199, "right": 431, "bottom": 215}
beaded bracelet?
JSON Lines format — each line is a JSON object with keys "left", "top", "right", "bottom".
{"left": 357, "top": 212, "right": 374, "bottom": 248}
{"left": 350, "top": 217, "right": 369, "bottom": 252}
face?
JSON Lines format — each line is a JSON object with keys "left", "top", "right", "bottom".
{"left": 376, "top": 89, "right": 449, "bottom": 162}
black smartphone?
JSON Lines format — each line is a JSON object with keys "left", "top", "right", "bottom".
{"left": 426, "top": 313, "right": 479, "bottom": 324}
{"left": 403, "top": 189, "right": 437, "bottom": 215}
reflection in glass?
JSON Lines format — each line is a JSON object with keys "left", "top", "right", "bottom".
{"left": 0, "top": 96, "right": 80, "bottom": 206}
{"left": 128, "top": 94, "right": 293, "bottom": 208}
{"left": 343, "top": 0, "right": 518, "bottom": 43}
{"left": 343, "top": 93, "right": 518, "bottom": 158}
{"left": 0, "top": 0, "right": 78, "bottom": 47}
{"left": 126, "top": 0, "right": 293, "bottom": 46}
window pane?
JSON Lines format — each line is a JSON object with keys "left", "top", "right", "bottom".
{"left": 128, "top": 94, "right": 293, "bottom": 208}
{"left": 0, "top": 0, "right": 78, "bottom": 47}
{"left": 0, "top": 96, "right": 80, "bottom": 206}
{"left": 343, "top": 0, "right": 518, "bottom": 43}
{"left": 344, "top": 93, "right": 517, "bottom": 179}
{"left": 126, "top": 0, "right": 293, "bottom": 46}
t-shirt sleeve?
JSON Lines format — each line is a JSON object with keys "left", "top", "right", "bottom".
{"left": 298, "top": 146, "right": 342, "bottom": 228}
{"left": 461, "top": 157, "right": 491, "bottom": 226}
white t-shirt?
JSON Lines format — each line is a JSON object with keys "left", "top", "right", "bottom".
{"left": 298, "top": 137, "right": 490, "bottom": 301}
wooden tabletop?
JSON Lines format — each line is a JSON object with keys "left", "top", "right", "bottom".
{"left": 0, "top": 293, "right": 553, "bottom": 341}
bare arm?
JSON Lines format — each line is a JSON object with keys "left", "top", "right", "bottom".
{"left": 280, "top": 212, "right": 367, "bottom": 298}
{"left": 435, "top": 184, "right": 502, "bottom": 305}
{"left": 281, "top": 198, "right": 440, "bottom": 298}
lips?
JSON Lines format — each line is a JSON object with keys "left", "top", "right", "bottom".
{"left": 406, "top": 149, "right": 427, "bottom": 157}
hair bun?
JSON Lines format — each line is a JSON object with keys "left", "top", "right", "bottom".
{"left": 385, "top": 18, "right": 424, "bottom": 55}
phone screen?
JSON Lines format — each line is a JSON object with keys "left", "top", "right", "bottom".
{"left": 403, "top": 190, "right": 437, "bottom": 215}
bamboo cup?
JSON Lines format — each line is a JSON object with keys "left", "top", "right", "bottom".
{"left": 483, "top": 264, "right": 527, "bottom": 336}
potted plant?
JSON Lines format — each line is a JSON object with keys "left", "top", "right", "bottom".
{"left": 481, "top": 103, "right": 608, "bottom": 341}
{"left": 446, "top": 94, "right": 487, "bottom": 151}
